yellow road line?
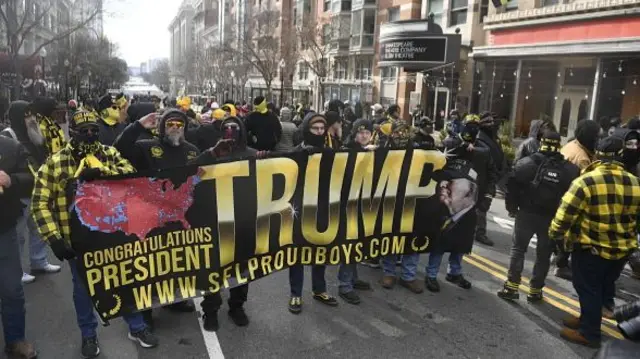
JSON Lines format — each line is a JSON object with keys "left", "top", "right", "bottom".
{"left": 468, "top": 253, "right": 619, "bottom": 327}
{"left": 463, "top": 256, "right": 624, "bottom": 340}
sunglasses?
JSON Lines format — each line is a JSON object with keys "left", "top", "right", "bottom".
{"left": 76, "top": 126, "right": 99, "bottom": 135}
{"left": 165, "top": 120, "right": 185, "bottom": 129}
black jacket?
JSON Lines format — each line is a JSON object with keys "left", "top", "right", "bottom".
{"left": 114, "top": 121, "right": 157, "bottom": 164}
{"left": 515, "top": 119, "right": 544, "bottom": 163}
{"left": 97, "top": 118, "right": 128, "bottom": 146}
{"left": 1, "top": 101, "right": 47, "bottom": 167}
{"left": 613, "top": 127, "right": 640, "bottom": 174}
{"left": 190, "top": 117, "right": 257, "bottom": 165}
{"left": 0, "top": 136, "right": 33, "bottom": 233}
{"left": 477, "top": 129, "right": 505, "bottom": 176}
{"left": 125, "top": 110, "right": 200, "bottom": 171}
{"left": 506, "top": 151, "right": 579, "bottom": 215}
{"left": 190, "top": 122, "right": 222, "bottom": 152}
{"left": 447, "top": 143, "right": 497, "bottom": 198}
{"left": 245, "top": 110, "right": 282, "bottom": 151}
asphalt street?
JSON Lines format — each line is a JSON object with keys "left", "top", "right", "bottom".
{"left": 3, "top": 198, "right": 639, "bottom": 359}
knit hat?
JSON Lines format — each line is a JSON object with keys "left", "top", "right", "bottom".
{"left": 539, "top": 130, "right": 561, "bottom": 153}
{"left": 351, "top": 118, "right": 373, "bottom": 134}
{"left": 71, "top": 110, "right": 98, "bottom": 129}
{"left": 596, "top": 136, "right": 624, "bottom": 163}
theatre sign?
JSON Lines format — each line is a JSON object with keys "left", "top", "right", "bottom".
{"left": 378, "top": 19, "right": 461, "bottom": 70}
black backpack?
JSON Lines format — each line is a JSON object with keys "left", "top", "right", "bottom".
{"left": 530, "top": 154, "right": 566, "bottom": 212}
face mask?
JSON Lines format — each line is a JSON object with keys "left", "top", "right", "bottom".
{"left": 223, "top": 123, "right": 240, "bottom": 142}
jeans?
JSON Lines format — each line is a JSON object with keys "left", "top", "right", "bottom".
{"left": 16, "top": 199, "right": 49, "bottom": 269}
{"left": 507, "top": 212, "right": 554, "bottom": 289}
{"left": 69, "top": 259, "right": 147, "bottom": 338}
{"left": 571, "top": 249, "right": 627, "bottom": 342}
{"left": 0, "top": 227, "right": 26, "bottom": 345}
{"left": 337, "top": 263, "right": 359, "bottom": 293}
{"left": 201, "top": 284, "right": 249, "bottom": 315}
{"left": 426, "top": 252, "right": 463, "bottom": 279}
{"left": 382, "top": 253, "right": 419, "bottom": 281}
{"left": 289, "top": 264, "right": 326, "bottom": 297}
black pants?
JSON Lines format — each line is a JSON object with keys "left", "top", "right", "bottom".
{"left": 201, "top": 284, "right": 249, "bottom": 316}
{"left": 572, "top": 248, "right": 626, "bottom": 342}
{"left": 475, "top": 197, "right": 492, "bottom": 240}
{"left": 507, "top": 212, "right": 554, "bottom": 288}
{"left": 289, "top": 264, "right": 326, "bottom": 297}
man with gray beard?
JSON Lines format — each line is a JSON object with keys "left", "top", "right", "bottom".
{"left": 1, "top": 101, "right": 61, "bottom": 284}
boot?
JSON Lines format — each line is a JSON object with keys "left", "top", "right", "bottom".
{"left": 562, "top": 315, "right": 580, "bottom": 330}
{"left": 425, "top": 277, "right": 440, "bottom": 293}
{"left": 398, "top": 278, "right": 424, "bottom": 294}
{"left": 527, "top": 287, "right": 543, "bottom": 303}
{"left": 560, "top": 328, "right": 600, "bottom": 348}
{"left": 228, "top": 307, "right": 249, "bottom": 327}
{"left": 203, "top": 312, "right": 219, "bottom": 332}
{"left": 475, "top": 236, "right": 494, "bottom": 246}
{"left": 497, "top": 281, "right": 520, "bottom": 301}
{"left": 381, "top": 275, "right": 396, "bottom": 289}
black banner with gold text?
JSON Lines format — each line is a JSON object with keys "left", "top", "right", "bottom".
{"left": 70, "top": 149, "right": 449, "bottom": 320}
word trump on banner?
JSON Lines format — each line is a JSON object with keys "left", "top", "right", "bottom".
{"left": 70, "top": 149, "right": 447, "bottom": 320}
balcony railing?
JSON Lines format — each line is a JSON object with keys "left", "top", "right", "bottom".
{"left": 329, "top": 38, "right": 350, "bottom": 51}
{"left": 349, "top": 34, "right": 374, "bottom": 48}
{"left": 484, "top": 0, "right": 640, "bottom": 26}
{"left": 351, "top": 0, "right": 376, "bottom": 8}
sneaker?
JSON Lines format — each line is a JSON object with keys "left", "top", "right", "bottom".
{"left": 475, "top": 236, "right": 494, "bottom": 246}
{"left": 128, "top": 328, "right": 159, "bottom": 348}
{"left": 446, "top": 274, "right": 472, "bottom": 289}
{"left": 288, "top": 296, "right": 302, "bottom": 314}
{"left": 21, "top": 273, "right": 36, "bottom": 285}
{"left": 353, "top": 279, "right": 371, "bottom": 291}
{"left": 312, "top": 292, "right": 338, "bottom": 306}
{"left": 164, "top": 300, "right": 195, "bottom": 312}
{"left": 81, "top": 337, "right": 100, "bottom": 358}
{"left": 497, "top": 283, "right": 519, "bottom": 301}
{"left": 399, "top": 278, "right": 424, "bottom": 294}
{"left": 361, "top": 258, "right": 380, "bottom": 268}
{"left": 339, "top": 291, "right": 361, "bottom": 305}
{"left": 380, "top": 275, "right": 396, "bottom": 289}
{"left": 31, "top": 263, "right": 61, "bottom": 274}
{"left": 202, "top": 313, "right": 219, "bottom": 332}
{"left": 228, "top": 307, "right": 249, "bottom": 327}
{"left": 527, "top": 288, "right": 543, "bottom": 303}
{"left": 5, "top": 341, "right": 37, "bottom": 359}
{"left": 425, "top": 277, "right": 440, "bottom": 292}
{"left": 560, "top": 328, "right": 600, "bottom": 348}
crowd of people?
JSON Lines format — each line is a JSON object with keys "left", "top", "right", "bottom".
{"left": 1, "top": 90, "right": 639, "bottom": 358}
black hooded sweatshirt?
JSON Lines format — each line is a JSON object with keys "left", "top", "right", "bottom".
{"left": 245, "top": 110, "right": 282, "bottom": 151}
{"left": 114, "top": 103, "right": 158, "bottom": 161}
{"left": 1, "top": 101, "right": 47, "bottom": 167}
{"left": 190, "top": 117, "right": 257, "bottom": 165}
{"left": 0, "top": 136, "right": 33, "bottom": 232}
{"left": 613, "top": 127, "right": 640, "bottom": 174}
{"left": 127, "top": 109, "right": 200, "bottom": 171}
{"left": 296, "top": 112, "right": 328, "bottom": 151}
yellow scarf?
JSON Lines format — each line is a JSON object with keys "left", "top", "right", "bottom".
{"left": 255, "top": 100, "right": 268, "bottom": 114}
{"left": 101, "top": 108, "right": 120, "bottom": 126}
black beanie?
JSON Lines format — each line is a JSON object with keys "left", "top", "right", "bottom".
{"left": 325, "top": 111, "right": 341, "bottom": 127}
{"left": 253, "top": 96, "right": 266, "bottom": 106}
{"left": 596, "top": 136, "right": 624, "bottom": 163}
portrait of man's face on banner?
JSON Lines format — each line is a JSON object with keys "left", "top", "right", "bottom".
{"left": 434, "top": 158, "right": 479, "bottom": 231}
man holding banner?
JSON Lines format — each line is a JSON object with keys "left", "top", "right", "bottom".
{"left": 31, "top": 110, "right": 158, "bottom": 359}
{"left": 288, "top": 112, "right": 339, "bottom": 314}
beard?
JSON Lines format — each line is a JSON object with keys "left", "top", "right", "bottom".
{"left": 164, "top": 132, "right": 184, "bottom": 147}
{"left": 26, "top": 121, "right": 44, "bottom": 146}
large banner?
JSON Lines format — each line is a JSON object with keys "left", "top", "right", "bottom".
{"left": 71, "top": 149, "right": 451, "bottom": 320}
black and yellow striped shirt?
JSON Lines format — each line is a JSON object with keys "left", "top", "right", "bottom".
{"left": 549, "top": 161, "right": 640, "bottom": 260}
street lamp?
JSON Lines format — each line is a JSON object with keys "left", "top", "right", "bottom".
{"left": 279, "top": 59, "right": 286, "bottom": 108}
{"left": 39, "top": 48, "right": 47, "bottom": 96}
{"left": 230, "top": 71, "right": 236, "bottom": 100}
{"left": 64, "top": 59, "right": 70, "bottom": 99}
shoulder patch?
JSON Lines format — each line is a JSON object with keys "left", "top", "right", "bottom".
{"left": 151, "top": 146, "right": 164, "bottom": 158}
{"left": 187, "top": 151, "right": 198, "bottom": 160}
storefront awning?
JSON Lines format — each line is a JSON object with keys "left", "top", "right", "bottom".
{"left": 472, "top": 37, "right": 640, "bottom": 58}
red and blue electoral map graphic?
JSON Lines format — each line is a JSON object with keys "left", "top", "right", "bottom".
{"left": 74, "top": 176, "right": 200, "bottom": 240}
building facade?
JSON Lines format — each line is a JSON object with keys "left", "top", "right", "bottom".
{"left": 168, "top": 0, "right": 196, "bottom": 95}
{"left": 474, "top": 0, "right": 640, "bottom": 140}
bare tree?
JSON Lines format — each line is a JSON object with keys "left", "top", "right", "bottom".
{"left": 226, "top": 8, "right": 298, "bottom": 100}
{"left": 297, "top": 18, "right": 335, "bottom": 108}
{"left": 0, "top": 0, "right": 103, "bottom": 98}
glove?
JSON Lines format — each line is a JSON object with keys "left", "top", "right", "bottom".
{"left": 50, "top": 238, "right": 76, "bottom": 261}
{"left": 79, "top": 168, "right": 102, "bottom": 182}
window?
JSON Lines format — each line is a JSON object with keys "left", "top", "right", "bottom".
{"left": 324, "top": 0, "right": 330, "bottom": 11}
{"left": 541, "top": 0, "right": 558, "bottom": 6}
{"left": 363, "top": 9, "right": 375, "bottom": 34}
{"left": 427, "top": 0, "right": 443, "bottom": 26}
{"left": 354, "top": 57, "right": 372, "bottom": 80}
{"left": 298, "top": 62, "right": 309, "bottom": 80}
{"left": 505, "top": 0, "right": 518, "bottom": 11}
{"left": 479, "top": 0, "right": 488, "bottom": 23}
{"left": 449, "top": 0, "right": 467, "bottom": 26}
{"left": 333, "top": 60, "right": 347, "bottom": 79}
{"left": 350, "top": 10, "right": 362, "bottom": 38}
{"left": 381, "top": 67, "right": 398, "bottom": 81}
{"left": 388, "top": 6, "right": 399, "bottom": 22}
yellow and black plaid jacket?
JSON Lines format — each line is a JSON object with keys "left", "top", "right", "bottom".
{"left": 549, "top": 161, "right": 640, "bottom": 260}
{"left": 31, "top": 143, "right": 135, "bottom": 245}
{"left": 37, "top": 114, "right": 67, "bottom": 156}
